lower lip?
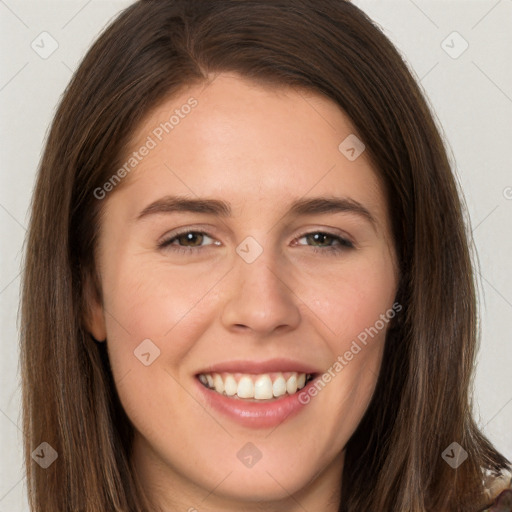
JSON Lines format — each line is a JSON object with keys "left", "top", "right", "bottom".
{"left": 194, "top": 375, "right": 318, "bottom": 428}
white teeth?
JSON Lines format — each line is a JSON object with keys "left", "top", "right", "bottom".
{"left": 286, "top": 374, "right": 298, "bottom": 394}
{"left": 254, "top": 375, "right": 273, "bottom": 399}
{"left": 213, "top": 374, "right": 224, "bottom": 394}
{"left": 224, "top": 375, "right": 237, "bottom": 396}
{"left": 237, "top": 376, "right": 254, "bottom": 398}
{"left": 272, "top": 376, "right": 287, "bottom": 397}
{"left": 198, "top": 371, "right": 312, "bottom": 400}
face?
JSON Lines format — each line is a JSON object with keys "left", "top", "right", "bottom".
{"left": 87, "top": 73, "right": 399, "bottom": 511}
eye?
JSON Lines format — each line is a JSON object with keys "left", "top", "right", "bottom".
{"left": 294, "top": 231, "right": 355, "bottom": 255}
{"left": 158, "top": 230, "right": 220, "bottom": 254}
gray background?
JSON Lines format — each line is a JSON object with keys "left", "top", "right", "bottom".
{"left": 1, "top": 1, "right": 511, "bottom": 509}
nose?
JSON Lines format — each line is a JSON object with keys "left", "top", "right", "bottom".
{"left": 220, "top": 245, "right": 301, "bottom": 337}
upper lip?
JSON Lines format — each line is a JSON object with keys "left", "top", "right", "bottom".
{"left": 195, "top": 358, "right": 322, "bottom": 375}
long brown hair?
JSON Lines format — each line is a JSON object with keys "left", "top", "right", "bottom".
{"left": 20, "top": 0, "right": 510, "bottom": 510}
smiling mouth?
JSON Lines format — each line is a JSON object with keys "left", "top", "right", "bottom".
{"left": 196, "top": 371, "right": 316, "bottom": 401}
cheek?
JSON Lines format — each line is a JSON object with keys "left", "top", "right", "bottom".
{"left": 298, "top": 251, "right": 397, "bottom": 354}
{"left": 99, "top": 256, "right": 215, "bottom": 439}
{"left": 100, "top": 255, "right": 229, "bottom": 375}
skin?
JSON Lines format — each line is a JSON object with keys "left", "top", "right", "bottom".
{"left": 86, "top": 73, "right": 399, "bottom": 512}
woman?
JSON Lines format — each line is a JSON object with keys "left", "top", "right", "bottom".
{"left": 20, "top": 0, "right": 511, "bottom": 510}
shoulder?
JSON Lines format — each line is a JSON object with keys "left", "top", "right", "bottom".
{"left": 483, "top": 469, "right": 512, "bottom": 511}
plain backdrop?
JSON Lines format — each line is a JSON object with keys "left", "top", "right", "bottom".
{"left": 1, "top": 1, "right": 511, "bottom": 510}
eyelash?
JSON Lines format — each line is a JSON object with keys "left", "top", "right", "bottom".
{"left": 158, "top": 229, "right": 355, "bottom": 256}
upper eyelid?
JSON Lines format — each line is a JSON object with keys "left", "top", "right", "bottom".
{"left": 158, "top": 227, "right": 217, "bottom": 245}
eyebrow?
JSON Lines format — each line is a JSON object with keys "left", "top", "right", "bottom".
{"left": 136, "top": 194, "right": 377, "bottom": 229}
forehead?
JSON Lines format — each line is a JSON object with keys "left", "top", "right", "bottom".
{"left": 107, "top": 73, "right": 388, "bottom": 231}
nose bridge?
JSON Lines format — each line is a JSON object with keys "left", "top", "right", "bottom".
{"left": 220, "top": 234, "right": 301, "bottom": 334}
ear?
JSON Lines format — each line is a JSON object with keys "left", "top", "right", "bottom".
{"left": 82, "top": 271, "right": 107, "bottom": 342}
